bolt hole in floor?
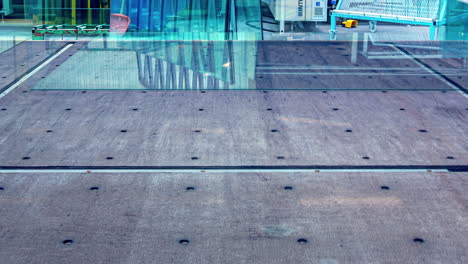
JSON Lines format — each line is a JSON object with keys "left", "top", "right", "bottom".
{"left": 62, "top": 240, "right": 74, "bottom": 245}
{"left": 179, "top": 239, "right": 190, "bottom": 245}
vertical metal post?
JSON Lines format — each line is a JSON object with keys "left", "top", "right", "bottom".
{"left": 88, "top": 0, "right": 92, "bottom": 24}
{"left": 71, "top": 0, "right": 76, "bottom": 25}
{"left": 259, "top": 0, "right": 264, "bottom": 40}
{"left": 225, "top": 0, "right": 232, "bottom": 35}
{"left": 280, "top": 0, "right": 285, "bottom": 33}
{"left": 329, "top": 14, "right": 337, "bottom": 40}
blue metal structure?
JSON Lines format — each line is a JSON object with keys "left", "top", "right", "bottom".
{"left": 330, "top": 0, "right": 448, "bottom": 40}
{"left": 111, "top": 0, "right": 235, "bottom": 33}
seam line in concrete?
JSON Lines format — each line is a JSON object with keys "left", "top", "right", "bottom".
{"left": 0, "top": 43, "right": 75, "bottom": 99}
{"left": 0, "top": 165, "right": 466, "bottom": 173}
{"left": 391, "top": 45, "right": 468, "bottom": 99}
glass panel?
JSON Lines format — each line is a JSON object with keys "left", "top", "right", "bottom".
{"left": 446, "top": 0, "right": 468, "bottom": 41}
{"left": 31, "top": 34, "right": 468, "bottom": 91}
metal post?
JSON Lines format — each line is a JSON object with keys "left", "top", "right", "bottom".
{"left": 280, "top": 0, "right": 285, "bottom": 33}
{"left": 329, "top": 14, "right": 337, "bottom": 40}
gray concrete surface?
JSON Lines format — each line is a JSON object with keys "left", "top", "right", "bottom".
{"left": 0, "top": 171, "right": 466, "bottom": 263}
{"left": 0, "top": 41, "right": 467, "bottom": 166}
{"left": 0, "top": 39, "right": 467, "bottom": 263}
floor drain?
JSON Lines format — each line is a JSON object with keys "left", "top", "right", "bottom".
{"left": 381, "top": 186, "right": 390, "bottom": 190}
{"left": 186, "top": 187, "right": 195, "bottom": 191}
{"left": 194, "top": 130, "right": 201, "bottom": 133}
{"left": 198, "top": 109, "right": 204, "bottom": 111}
{"left": 65, "top": 108, "right": 72, "bottom": 111}
{"left": 446, "top": 156, "right": 455, "bottom": 160}
{"left": 297, "top": 238, "right": 308, "bottom": 244}
{"left": 201, "top": 91, "right": 206, "bottom": 93}
{"left": 418, "top": 129, "right": 428, "bottom": 133}
{"left": 0, "top": 187, "right": 4, "bottom": 191}
{"left": 106, "top": 157, "right": 114, "bottom": 160}
{"left": 89, "top": 186, "right": 99, "bottom": 191}
{"left": 283, "top": 186, "right": 293, "bottom": 190}
{"left": 413, "top": 238, "right": 425, "bottom": 244}
{"left": 322, "top": 91, "right": 327, "bottom": 93}
{"left": 22, "top": 157, "right": 30, "bottom": 160}
{"left": 277, "top": 156, "right": 285, "bottom": 160}
{"left": 191, "top": 157, "right": 199, "bottom": 160}
{"left": 400, "top": 108, "right": 405, "bottom": 111}
{"left": 62, "top": 240, "right": 74, "bottom": 245}
{"left": 120, "top": 130, "right": 127, "bottom": 133}
{"left": 46, "top": 130, "right": 53, "bottom": 133}
{"left": 132, "top": 108, "right": 139, "bottom": 111}
{"left": 271, "top": 129, "right": 279, "bottom": 132}
{"left": 345, "top": 129, "right": 352, "bottom": 133}
{"left": 362, "top": 156, "right": 370, "bottom": 160}
{"left": 1, "top": 108, "right": 6, "bottom": 111}
{"left": 267, "top": 108, "right": 272, "bottom": 111}
{"left": 333, "top": 108, "right": 339, "bottom": 111}
{"left": 179, "top": 239, "right": 190, "bottom": 245}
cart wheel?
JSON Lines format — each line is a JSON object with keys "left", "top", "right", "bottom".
{"left": 329, "top": 30, "right": 337, "bottom": 40}
{"left": 369, "top": 21, "right": 377, "bottom": 33}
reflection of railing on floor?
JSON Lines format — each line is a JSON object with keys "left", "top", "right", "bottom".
{"left": 135, "top": 40, "right": 236, "bottom": 90}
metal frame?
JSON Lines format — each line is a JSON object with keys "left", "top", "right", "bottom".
{"left": 32, "top": 24, "right": 110, "bottom": 40}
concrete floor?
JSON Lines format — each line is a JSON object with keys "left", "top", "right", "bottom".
{"left": 0, "top": 171, "right": 466, "bottom": 263}
{"left": 0, "top": 38, "right": 467, "bottom": 263}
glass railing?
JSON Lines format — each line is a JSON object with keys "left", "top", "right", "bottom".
{"left": 30, "top": 33, "right": 468, "bottom": 91}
